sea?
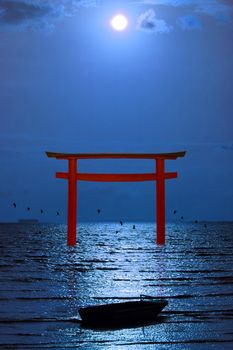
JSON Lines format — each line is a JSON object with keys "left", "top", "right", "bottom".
{"left": 0, "top": 222, "right": 233, "bottom": 349}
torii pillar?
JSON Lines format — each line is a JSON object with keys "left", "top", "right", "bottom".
{"left": 67, "top": 158, "right": 77, "bottom": 246}
{"left": 156, "top": 158, "right": 166, "bottom": 244}
{"left": 46, "top": 151, "right": 186, "bottom": 246}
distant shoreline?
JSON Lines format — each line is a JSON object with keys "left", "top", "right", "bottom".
{"left": 0, "top": 220, "right": 232, "bottom": 224}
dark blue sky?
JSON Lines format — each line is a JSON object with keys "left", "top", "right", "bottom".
{"left": 0, "top": 0, "right": 232, "bottom": 223}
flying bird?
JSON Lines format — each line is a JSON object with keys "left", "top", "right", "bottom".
{"left": 133, "top": 225, "right": 136, "bottom": 229}
{"left": 13, "top": 202, "right": 16, "bottom": 208}
{"left": 181, "top": 216, "right": 184, "bottom": 220}
{"left": 27, "top": 207, "right": 30, "bottom": 211}
{"left": 120, "top": 221, "right": 123, "bottom": 225}
{"left": 40, "top": 209, "right": 43, "bottom": 214}
{"left": 173, "top": 210, "right": 177, "bottom": 214}
{"left": 97, "top": 209, "right": 101, "bottom": 214}
{"left": 56, "top": 211, "right": 60, "bottom": 216}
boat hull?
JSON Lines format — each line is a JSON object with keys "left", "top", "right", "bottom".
{"left": 79, "top": 299, "right": 168, "bottom": 327}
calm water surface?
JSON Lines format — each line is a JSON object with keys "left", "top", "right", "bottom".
{"left": 0, "top": 222, "right": 233, "bottom": 349}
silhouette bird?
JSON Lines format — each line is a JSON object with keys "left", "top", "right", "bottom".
{"left": 133, "top": 224, "right": 136, "bottom": 229}
{"left": 116, "top": 230, "right": 119, "bottom": 234}
{"left": 40, "top": 209, "right": 43, "bottom": 214}
{"left": 97, "top": 209, "right": 101, "bottom": 214}
{"left": 181, "top": 216, "right": 184, "bottom": 220}
{"left": 120, "top": 221, "right": 123, "bottom": 225}
{"left": 56, "top": 211, "right": 60, "bottom": 216}
{"left": 13, "top": 202, "right": 16, "bottom": 208}
{"left": 204, "top": 223, "right": 207, "bottom": 228}
{"left": 173, "top": 210, "right": 177, "bottom": 214}
{"left": 27, "top": 207, "right": 30, "bottom": 211}
{"left": 195, "top": 220, "right": 198, "bottom": 223}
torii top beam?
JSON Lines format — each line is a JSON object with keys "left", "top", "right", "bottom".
{"left": 46, "top": 151, "right": 186, "bottom": 160}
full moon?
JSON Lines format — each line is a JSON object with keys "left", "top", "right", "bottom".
{"left": 111, "top": 14, "right": 128, "bottom": 31}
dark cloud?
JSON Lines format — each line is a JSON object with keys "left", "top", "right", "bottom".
{"left": 177, "top": 15, "right": 202, "bottom": 31}
{"left": 0, "top": 1, "right": 53, "bottom": 24}
{"left": 0, "top": 0, "right": 97, "bottom": 31}
{"left": 136, "top": 0, "right": 233, "bottom": 23}
{"left": 0, "top": 0, "right": 64, "bottom": 30}
{"left": 136, "top": 8, "right": 172, "bottom": 34}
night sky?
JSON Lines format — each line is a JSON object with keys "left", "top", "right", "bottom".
{"left": 0, "top": 0, "right": 232, "bottom": 223}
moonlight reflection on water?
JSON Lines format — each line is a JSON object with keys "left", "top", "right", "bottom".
{"left": 0, "top": 222, "right": 233, "bottom": 349}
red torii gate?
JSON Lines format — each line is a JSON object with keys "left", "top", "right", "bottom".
{"left": 46, "top": 151, "right": 186, "bottom": 246}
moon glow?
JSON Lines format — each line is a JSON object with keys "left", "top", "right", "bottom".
{"left": 111, "top": 14, "right": 128, "bottom": 31}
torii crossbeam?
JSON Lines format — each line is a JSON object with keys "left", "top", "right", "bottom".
{"left": 46, "top": 151, "right": 186, "bottom": 246}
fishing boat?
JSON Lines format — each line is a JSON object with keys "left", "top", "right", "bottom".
{"left": 78, "top": 295, "right": 168, "bottom": 327}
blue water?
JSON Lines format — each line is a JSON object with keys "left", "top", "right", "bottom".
{"left": 0, "top": 222, "right": 233, "bottom": 349}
